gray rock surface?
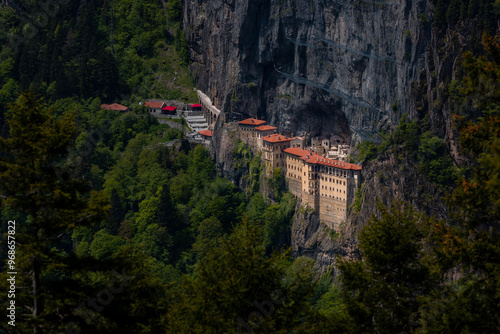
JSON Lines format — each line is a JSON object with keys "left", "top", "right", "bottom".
{"left": 183, "top": 0, "right": 477, "bottom": 267}
{"left": 184, "top": 0, "right": 433, "bottom": 139}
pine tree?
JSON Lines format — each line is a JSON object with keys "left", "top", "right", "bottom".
{"left": 165, "top": 220, "right": 317, "bottom": 333}
{"left": 336, "top": 203, "right": 435, "bottom": 333}
{"left": 420, "top": 34, "right": 500, "bottom": 332}
{"left": 0, "top": 91, "right": 110, "bottom": 333}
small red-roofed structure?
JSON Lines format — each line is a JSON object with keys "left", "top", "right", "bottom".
{"left": 255, "top": 125, "right": 277, "bottom": 132}
{"left": 100, "top": 103, "right": 128, "bottom": 112}
{"left": 144, "top": 101, "right": 166, "bottom": 113}
{"left": 238, "top": 118, "right": 268, "bottom": 151}
{"left": 283, "top": 147, "right": 312, "bottom": 160}
{"left": 191, "top": 103, "right": 202, "bottom": 109}
{"left": 198, "top": 129, "right": 213, "bottom": 137}
{"left": 161, "top": 106, "right": 178, "bottom": 114}
{"left": 255, "top": 125, "right": 277, "bottom": 146}
{"left": 261, "top": 133, "right": 294, "bottom": 174}
{"left": 238, "top": 118, "right": 267, "bottom": 126}
{"left": 262, "top": 133, "right": 293, "bottom": 143}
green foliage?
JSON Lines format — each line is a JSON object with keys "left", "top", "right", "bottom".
{"left": 192, "top": 216, "right": 223, "bottom": 261}
{"left": 233, "top": 140, "right": 253, "bottom": 169}
{"left": 335, "top": 35, "right": 500, "bottom": 334}
{"left": 270, "top": 167, "right": 286, "bottom": 200}
{"left": 337, "top": 203, "right": 435, "bottom": 333}
{"left": 189, "top": 177, "right": 244, "bottom": 231}
{"left": 389, "top": 114, "right": 420, "bottom": 158}
{"left": 418, "top": 132, "right": 458, "bottom": 187}
{"left": 329, "top": 228, "right": 339, "bottom": 242}
{"left": 89, "top": 229, "right": 126, "bottom": 259}
{"left": 417, "top": 39, "right": 500, "bottom": 332}
{"left": 262, "top": 192, "right": 297, "bottom": 249}
{"left": 0, "top": 0, "right": 195, "bottom": 105}
{"left": 233, "top": 141, "right": 263, "bottom": 196}
{"left": 353, "top": 183, "right": 364, "bottom": 213}
{"left": 310, "top": 269, "right": 346, "bottom": 316}
{"left": 432, "top": 0, "right": 497, "bottom": 31}
{"left": 248, "top": 152, "right": 263, "bottom": 195}
{"left": 352, "top": 141, "right": 377, "bottom": 162}
{"left": 418, "top": 13, "right": 429, "bottom": 23}
{"left": 166, "top": 0, "right": 182, "bottom": 21}
{"left": 174, "top": 28, "right": 190, "bottom": 65}
{"left": 165, "top": 221, "right": 317, "bottom": 333}
{"left": 0, "top": 92, "right": 111, "bottom": 333}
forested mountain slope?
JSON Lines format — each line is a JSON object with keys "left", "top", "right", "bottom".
{"left": 183, "top": 0, "right": 499, "bottom": 263}
{"left": 0, "top": 0, "right": 498, "bottom": 333}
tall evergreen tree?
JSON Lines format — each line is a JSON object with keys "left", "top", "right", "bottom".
{"left": 420, "top": 33, "right": 500, "bottom": 332}
{"left": 336, "top": 203, "right": 435, "bottom": 333}
{"left": 165, "top": 220, "right": 317, "bottom": 333}
{"left": 0, "top": 91, "right": 110, "bottom": 333}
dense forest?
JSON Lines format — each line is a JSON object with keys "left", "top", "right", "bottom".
{"left": 0, "top": 0, "right": 499, "bottom": 333}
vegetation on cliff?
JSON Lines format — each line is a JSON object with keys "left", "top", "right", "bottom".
{"left": 337, "top": 33, "right": 500, "bottom": 333}
{"left": 0, "top": 0, "right": 499, "bottom": 331}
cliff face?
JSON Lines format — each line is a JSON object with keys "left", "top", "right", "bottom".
{"left": 184, "top": 0, "right": 432, "bottom": 140}
{"left": 183, "top": 0, "right": 484, "bottom": 265}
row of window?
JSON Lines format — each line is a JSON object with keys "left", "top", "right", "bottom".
{"left": 320, "top": 177, "right": 346, "bottom": 185}
{"left": 321, "top": 185, "right": 346, "bottom": 193}
{"left": 309, "top": 165, "right": 348, "bottom": 176}
{"left": 320, "top": 194, "right": 346, "bottom": 201}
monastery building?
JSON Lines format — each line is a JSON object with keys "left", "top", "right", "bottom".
{"left": 238, "top": 118, "right": 361, "bottom": 229}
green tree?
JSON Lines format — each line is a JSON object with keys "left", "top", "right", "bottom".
{"left": 174, "top": 28, "right": 190, "bottom": 64}
{"left": 0, "top": 92, "right": 110, "bottom": 333}
{"left": 166, "top": 0, "right": 182, "bottom": 21}
{"left": 418, "top": 132, "right": 458, "bottom": 187}
{"left": 192, "top": 216, "right": 223, "bottom": 261}
{"left": 336, "top": 203, "right": 435, "bottom": 333}
{"left": 420, "top": 34, "right": 500, "bottom": 332}
{"left": 165, "top": 220, "right": 317, "bottom": 333}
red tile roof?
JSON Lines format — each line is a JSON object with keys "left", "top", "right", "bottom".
{"left": 238, "top": 118, "right": 267, "bottom": 126}
{"left": 100, "top": 103, "right": 128, "bottom": 111}
{"left": 306, "top": 156, "right": 362, "bottom": 170}
{"left": 263, "top": 133, "right": 293, "bottom": 143}
{"left": 191, "top": 103, "right": 202, "bottom": 108}
{"left": 144, "top": 101, "right": 165, "bottom": 108}
{"left": 283, "top": 147, "right": 361, "bottom": 171}
{"left": 255, "top": 125, "right": 277, "bottom": 131}
{"left": 283, "top": 147, "right": 313, "bottom": 159}
{"left": 162, "top": 106, "right": 177, "bottom": 111}
{"left": 198, "top": 130, "right": 213, "bottom": 137}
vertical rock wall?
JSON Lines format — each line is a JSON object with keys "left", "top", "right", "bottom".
{"left": 183, "top": 0, "right": 491, "bottom": 267}
{"left": 184, "top": 0, "right": 432, "bottom": 139}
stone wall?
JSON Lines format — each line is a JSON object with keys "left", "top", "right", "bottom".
{"left": 318, "top": 196, "right": 346, "bottom": 230}
{"left": 239, "top": 126, "right": 259, "bottom": 154}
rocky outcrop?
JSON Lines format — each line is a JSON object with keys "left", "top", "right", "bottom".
{"left": 184, "top": 0, "right": 433, "bottom": 139}
{"left": 183, "top": 0, "right": 491, "bottom": 268}
{"left": 292, "top": 200, "right": 360, "bottom": 272}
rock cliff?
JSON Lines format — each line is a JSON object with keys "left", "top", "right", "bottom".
{"left": 183, "top": 0, "right": 495, "bottom": 266}
{"left": 184, "top": 0, "right": 432, "bottom": 138}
